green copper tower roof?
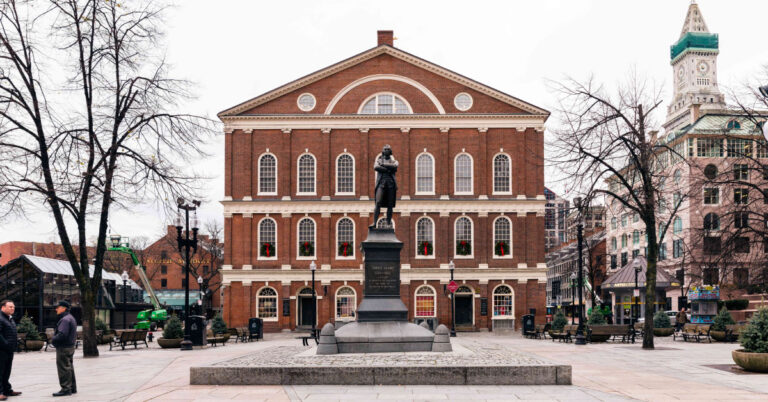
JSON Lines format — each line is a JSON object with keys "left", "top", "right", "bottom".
{"left": 670, "top": 32, "right": 718, "bottom": 61}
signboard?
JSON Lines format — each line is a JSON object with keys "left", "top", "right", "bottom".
{"left": 633, "top": 289, "right": 640, "bottom": 297}
{"left": 480, "top": 298, "right": 488, "bottom": 316}
{"left": 282, "top": 298, "right": 290, "bottom": 317}
{"left": 364, "top": 261, "right": 400, "bottom": 296}
{"left": 447, "top": 280, "right": 459, "bottom": 293}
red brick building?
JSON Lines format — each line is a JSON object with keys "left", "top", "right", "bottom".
{"left": 220, "top": 31, "right": 549, "bottom": 332}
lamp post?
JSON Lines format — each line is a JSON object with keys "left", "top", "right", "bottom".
{"left": 634, "top": 261, "right": 642, "bottom": 344}
{"left": 121, "top": 270, "right": 129, "bottom": 329}
{"left": 175, "top": 198, "right": 200, "bottom": 351}
{"left": 197, "top": 275, "right": 204, "bottom": 317}
{"left": 309, "top": 260, "right": 317, "bottom": 339}
{"left": 449, "top": 259, "right": 456, "bottom": 337}
{"left": 570, "top": 272, "right": 576, "bottom": 325}
{"left": 574, "top": 197, "right": 587, "bottom": 345}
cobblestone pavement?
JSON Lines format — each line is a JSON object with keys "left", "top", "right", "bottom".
{"left": 5, "top": 331, "right": 768, "bottom": 401}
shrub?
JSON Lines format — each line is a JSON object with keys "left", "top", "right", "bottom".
{"left": 95, "top": 317, "right": 109, "bottom": 332}
{"left": 17, "top": 315, "right": 41, "bottom": 341}
{"left": 552, "top": 309, "right": 568, "bottom": 331}
{"left": 587, "top": 309, "right": 606, "bottom": 325}
{"left": 712, "top": 307, "right": 735, "bottom": 332}
{"left": 162, "top": 315, "right": 184, "bottom": 339}
{"left": 724, "top": 299, "right": 749, "bottom": 311}
{"left": 653, "top": 310, "right": 671, "bottom": 328}
{"left": 211, "top": 313, "right": 227, "bottom": 335}
{"left": 739, "top": 307, "right": 768, "bottom": 353}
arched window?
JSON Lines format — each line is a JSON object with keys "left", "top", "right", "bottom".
{"left": 493, "top": 285, "right": 514, "bottom": 318}
{"left": 455, "top": 217, "right": 473, "bottom": 257}
{"left": 621, "top": 234, "right": 628, "bottom": 248}
{"left": 258, "top": 218, "right": 277, "bottom": 259}
{"left": 493, "top": 154, "right": 511, "bottom": 193}
{"left": 258, "top": 154, "right": 277, "bottom": 194}
{"left": 673, "top": 216, "right": 683, "bottom": 234}
{"left": 336, "top": 154, "right": 355, "bottom": 194}
{"left": 335, "top": 286, "right": 356, "bottom": 320}
{"left": 359, "top": 93, "right": 411, "bottom": 114}
{"left": 704, "top": 213, "right": 720, "bottom": 231}
{"left": 611, "top": 217, "right": 617, "bottom": 230}
{"left": 416, "top": 217, "right": 434, "bottom": 257}
{"left": 256, "top": 287, "right": 278, "bottom": 320}
{"left": 336, "top": 217, "right": 355, "bottom": 258}
{"left": 414, "top": 285, "right": 436, "bottom": 317}
{"left": 673, "top": 168, "right": 682, "bottom": 184}
{"left": 454, "top": 153, "right": 473, "bottom": 194}
{"left": 297, "top": 154, "right": 316, "bottom": 194}
{"left": 632, "top": 230, "right": 640, "bottom": 245}
{"left": 493, "top": 217, "right": 512, "bottom": 257}
{"left": 298, "top": 218, "right": 315, "bottom": 258}
{"left": 376, "top": 217, "right": 395, "bottom": 229}
{"left": 611, "top": 237, "right": 617, "bottom": 251}
{"left": 416, "top": 153, "right": 434, "bottom": 194}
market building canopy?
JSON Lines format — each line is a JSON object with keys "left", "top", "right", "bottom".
{"left": 21, "top": 255, "right": 142, "bottom": 289}
{"left": 601, "top": 256, "right": 681, "bottom": 290}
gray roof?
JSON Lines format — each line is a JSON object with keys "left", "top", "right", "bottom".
{"left": 601, "top": 256, "right": 680, "bottom": 290}
{"left": 21, "top": 255, "right": 142, "bottom": 289}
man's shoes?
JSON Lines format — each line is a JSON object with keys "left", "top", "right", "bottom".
{"left": 72, "top": 389, "right": 77, "bottom": 394}
{"left": 4, "top": 391, "right": 21, "bottom": 397}
{"left": 0, "top": 395, "right": 8, "bottom": 400}
{"left": 52, "top": 390, "right": 71, "bottom": 397}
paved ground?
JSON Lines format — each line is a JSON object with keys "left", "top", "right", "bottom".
{"left": 7, "top": 332, "right": 768, "bottom": 401}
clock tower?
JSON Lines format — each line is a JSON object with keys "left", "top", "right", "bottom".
{"left": 663, "top": 1, "right": 726, "bottom": 132}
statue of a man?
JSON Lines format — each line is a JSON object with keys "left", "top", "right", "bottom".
{"left": 372, "top": 145, "right": 398, "bottom": 228}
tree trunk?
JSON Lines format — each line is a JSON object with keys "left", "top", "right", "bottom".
{"left": 80, "top": 289, "right": 100, "bottom": 357}
{"left": 643, "top": 222, "right": 658, "bottom": 350}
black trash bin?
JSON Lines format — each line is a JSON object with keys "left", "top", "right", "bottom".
{"left": 522, "top": 314, "right": 535, "bottom": 337}
{"left": 189, "top": 315, "right": 207, "bottom": 346}
{"left": 248, "top": 317, "right": 263, "bottom": 341}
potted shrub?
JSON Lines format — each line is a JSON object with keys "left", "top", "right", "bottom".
{"left": 158, "top": 315, "right": 184, "bottom": 348}
{"left": 653, "top": 310, "right": 674, "bottom": 336}
{"left": 587, "top": 309, "right": 609, "bottom": 342}
{"left": 732, "top": 307, "right": 768, "bottom": 372}
{"left": 549, "top": 309, "right": 568, "bottom": 337}
{"left": 17, "top": 315, "right": 44, "bottom": 351}
{"left": 211, "top": 314, "right": 230, "bottom": 343}
{"left": 711, "top": 307, "right": 735, "bottom": 342}
{"left": 95, "top": 317, "right": 114, "bottom": 344}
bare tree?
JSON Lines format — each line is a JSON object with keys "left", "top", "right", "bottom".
{"left": 0, "top": 0, "right": 214, "bottom": 356}
{"left": 550, "top": 72, "right": 689, "bottom": 349}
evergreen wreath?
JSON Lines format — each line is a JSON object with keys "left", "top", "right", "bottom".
{"left": 260, "top": 242, "right": 275, "bottom": 257}
{"left": 299, "top": 241, "right": 314, "bottom": 257}
{"left": 494, "top": 241, "right": 509, "bottom": 256}
{"left": 338, "top": 242, "right": 353, "bottom": 257}
{"left": 456, "top": 240, "right": 471, "bottom": 256}
{"left": 418, "top": 241, "right": 433, "bottom": 256}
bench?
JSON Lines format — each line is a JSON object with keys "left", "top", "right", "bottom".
{"left": 678, "top": 323, "right": 711, "bottom": 343}
{"left": 110, "top": 329, "right": 149, "bottom": 350}
{"left": 587, "top": 325, "right": 633, "bottom": 343}
{"left": 725, "top": 324, "right": 745, "bottom": 343}
{"left": 207, "top": 330, "right": 228, "bottom": 347}
{"left": 549, "top": 325, "right": 578, "bottom": 343}
{"left": 535, "top": 323, "right": 551, "bottom": 339}
{"left": 297, "top": 329, "right": 319, "bottom": 346}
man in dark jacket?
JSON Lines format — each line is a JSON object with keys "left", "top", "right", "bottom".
{"left": 52, "top": 301, "right": 77, "bottom": 397}
{"left": 0, "top": 300, "right": 21, "bottom": 399}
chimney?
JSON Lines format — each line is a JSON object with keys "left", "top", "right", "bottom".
{"left": 691, "top": 104, "right": 701, "bottom": 122}
{"left": 377, "top": 30, "right": 394, "bottom": 47}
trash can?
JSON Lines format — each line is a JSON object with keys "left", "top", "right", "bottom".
{"left": 248, "top": 317, "right": 263, "bottom": 341}
{"left": 522, "top": 314, "right": 535, "bottom": 336}
{"left": 189, "top": 315, "right": 207, "bottom": 346}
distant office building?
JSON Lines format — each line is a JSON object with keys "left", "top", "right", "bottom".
{"left": 544, "top": 188, "right": 569, "bottom": 251}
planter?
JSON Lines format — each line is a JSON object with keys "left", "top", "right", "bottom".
{"left": 158, "top": 338, "right": 183, "bottom": 349}
{"left": 732, "top": 349, "right": 768, "bottom": 373}
{"left": 24, "top": 340, "right": 44, "bottom": 351}
{"left": 653, "top": 328, "right": 674, "bottom": 337}
{"left": 710, "top": 330, "right": 728, "bottom": 342}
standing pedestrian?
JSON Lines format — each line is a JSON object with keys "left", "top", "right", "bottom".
{"left": 0, "top": 301, "right": 21, "bottom": 399}
{"left": 52, "top": 301, "right": 77, "bottom": 397}
{"left": 675, "top": 307, "right": 688, "bottom": 332}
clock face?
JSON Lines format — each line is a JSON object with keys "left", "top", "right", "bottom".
{"left": 698, "top": 61, "right": 709, "bottom": 74}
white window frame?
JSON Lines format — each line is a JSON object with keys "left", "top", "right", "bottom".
{"left": 453, "top": 152, "right": 474, "bottom": 195}
{"left": 453, "top": 92, "right": 473, "bottom": 111}
{"left": 297, "top": 153, "right": 317, "bottom": 196}
{"left": 415, "top": 216, "right": 435, "bottom": 259}
{"left": 335, "top": 286, "right": 357, "bottom": 321}
{"left": 255, "top": 286, "right": 278, "bottom": 322}
{"left": 296, "top": 217, "right": 316, "bottom": 260}
{"left": 492, "top": 284, "right": 515, "bottom": 319}
{"left": 454, "top": 216, "right": 474, "bottom": 259}
{"left": 414, "top": 285, "right": 437, "bottom": 318}
{"left": 703, "top": 187, "right": 720, "bottom": 205}
{"left": 415, "top": 152, "right": 436, "bottom": 195}
{"left": 492, "top": 216, "right": 513, "bottom": 259}
{"left": 257, "top": 217, "right": 278, "bottom": 261}
{"left": 257, "top": 153, "right": 278, "bottom": 196}
{"left": 357, "top": 92, "right": 413, "bottom": 114}
{"left": 296, "top": 92, "right": 316, "bottom": 112}
{"left": 335, "top": 217, "right": 355, "bottom": 260}
{"left": 375, "top": 217, "right": 396, "bottom": 229}
{"left": 335, "top": 153, "right": 356, "bottom": 195}
{"left": 492, "top": 153, "right": 512, "bottom": 195}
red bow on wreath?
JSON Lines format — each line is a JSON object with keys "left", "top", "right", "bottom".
{"left": 265, "top": 243, "right": 271, "bottom": 257}
{"left": 342, "top": 242, "right": 349, "bottom": 256}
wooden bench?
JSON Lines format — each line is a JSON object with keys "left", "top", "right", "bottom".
{"left": 678, "top": 323, "right": 711, "bottom": 343}
{"left": 110, "top": 329, "right": 149, "bottom": 350}
{"left": 15, "top": 333, "right": 27, "bottom": 352}
{"left": 550, "top": 325, "right": 579, "bottom": 343}
{"left": 296, "top": 329, "right": 319, "bottom": 346}
{"left": 535, "top": 323, "right": 551, "bottom": 339}
{"left": 725, "top": 324, "right": 745, "bottom": 342}
{"left": 207, "top": 330, "right": 228, "bottom": 347}
{"left": 587, "top": 325, "right": 633, "bottom": 343}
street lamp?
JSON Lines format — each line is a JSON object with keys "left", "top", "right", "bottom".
{"left": 449, "top": 259, "right": 456, "bottom": 337}
{"left": 570, "top": 272, "right": 577, "bottom": 325}
{"left": 197, "top": 275, "right": 204, "bottom": 317}
{"left": 634, "top": 260, "right": 642, "bottom": 344}
{"left": 309, "top": 260, "right": 317, "bottom": 339}
{"left": 121, "top": 270, "right": 129, "bottom": 329}
{"left": 573, "top": 197, "right": 587, "bottom": 345}
{"left": 175, "top": 198, "right": 200, "bottom": 351}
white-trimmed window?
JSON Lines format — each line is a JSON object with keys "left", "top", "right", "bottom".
{"left": 416, "top": 217, "right": 434, "bottom": 257}
{"left": 256, "top": 287, "right": 278, "bottom": 320}
{"left": 414, "top": 285, "right": 436, "bottom": 317}
{"left": 416, "top": 153, "right": 435, "bottom": 194}
{"left": 258, "top": 218, "right": 277, "bottom": 259}
{"left": 673, "top": 216, "right": 683, "bottom": 235}
{"left": 336, "top": 217, "right": 355, "bottom": 259}
{"left": 297, "top": 218, "right": 315, "bottom": 259}
{"left": 258, "top": 154, "right": 277, "bottom": 195}
{"left": 493, "top": 284, "right": 514, "bottom": 318}
{"left": 704, "top": 213, "right": 720, "bottom": 231}
{"left": 454, "top": 153, "right": 473, "bottom": 194}
{"left": 493, "top": 216, "right": 512, "bottom": 258}
{"left": 703, "top": 187, "right": 720, "bottom": 205}
{"left": 336, "top": 154, "right": 355, "bottom": 195}
{"left": 493, "top": 154, "right": 511, "bottom": 193}
{"left": 359, "top": 93, "right": 411, "bottom": 114}
{"left": 297, "top": 154, "right": 316, "bottom": 195}
{"left": 454, "top": 216, "right": 473, "bottom": 258}
{"left": 335, "top": 286, "right": 356, "bottom": 320}
{"left": 376, "top": 217, "right": 395, "bottom": 229}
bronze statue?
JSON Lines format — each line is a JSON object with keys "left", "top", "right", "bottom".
{"left": 372, "top": 145, "right": 398, "bottom": 228}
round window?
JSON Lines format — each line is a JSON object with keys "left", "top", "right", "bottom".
{"left": 297, "top": 93, "right": 316, "bottom": 111}
{"left": 454, "top": 93, "right": 473, "bottom": 111}
{"left": 703, "top": 164, "right": 718, "bottom": 180}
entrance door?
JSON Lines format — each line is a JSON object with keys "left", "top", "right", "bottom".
{"left": 455, "top": 295, "right": 473, "bottom": 327}
{"left": 298, "top": 296, "right": 315, "bottom": 327}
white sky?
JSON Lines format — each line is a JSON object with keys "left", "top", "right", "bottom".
{"left": 1, "top": 0, "right": 766, "bottom": 244}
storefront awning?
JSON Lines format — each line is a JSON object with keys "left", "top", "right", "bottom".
{"left": 602, "top": 256, "right": 680, "bottom": 290}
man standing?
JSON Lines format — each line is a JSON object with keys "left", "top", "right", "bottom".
{"left": 0, "top": 301, "right": 21, "bottom": 399}
{"left": 675, "top": 307, "right": 688, "bottom": 332}
{"left": 52, "top": 301, "right": 77, "bottom": 397}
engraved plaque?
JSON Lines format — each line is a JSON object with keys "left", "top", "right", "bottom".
{"left": 364, "top": 261, "right": 400, "bottom": 296}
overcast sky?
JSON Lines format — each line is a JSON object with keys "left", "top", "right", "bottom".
{"left": 1, "top": 0, "right": 766, "bottom": 245}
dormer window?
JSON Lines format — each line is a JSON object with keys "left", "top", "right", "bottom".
{"left": 726, "top": 119, "right": 741, "bottom": 130}
{"left": 359, "top": 93, "right": 411, "bottom": 114}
